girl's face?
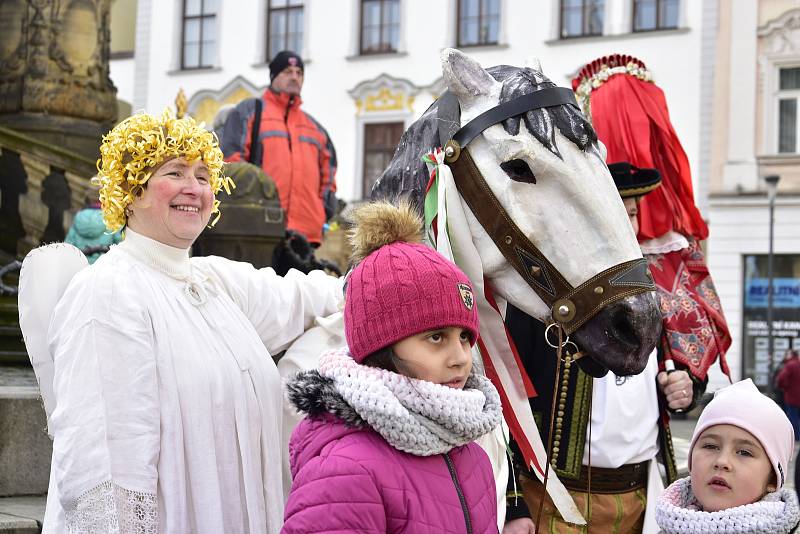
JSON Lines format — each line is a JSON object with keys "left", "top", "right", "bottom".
{"left": 391, "top": 327, "right": 473, "bottom": 388}
{"left": 128, "top": 157, "right": 214, "bottom": 248}
{"left": 690, "top": 424, "right": 775, "bottom": 512}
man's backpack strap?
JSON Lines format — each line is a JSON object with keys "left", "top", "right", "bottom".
{"left": 248, "top": 97, "right": 263, "bottom": 165}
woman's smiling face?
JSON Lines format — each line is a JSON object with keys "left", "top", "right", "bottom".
{"left": 690, "top": 424, "right": 775, "bottom": 512}
{"left": 127, "top": 157, "right": 214, "bottom": 248}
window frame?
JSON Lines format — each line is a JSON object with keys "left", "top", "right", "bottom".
{"left": 456, "top": 0, "right": 500, "bottom": 48}
{"left": 361, "top": 121, "right": 405, "bottom": 199}
{"left": 180, "top": 0, "right": 217, "bottom": 70}
{"left": 359, "top": 0, "right": 400, "bottom": 55}
{"left": 776, "top": 66, "right": 800, "bottom": 155}
{"left": 266, "top": 0, "right": 304, "bottom": 61}
{"left": 559, "top": 0, "right": 605, "bottom": 39}
{"left": 632, "top": 0, "right": 679, "bottom": 33}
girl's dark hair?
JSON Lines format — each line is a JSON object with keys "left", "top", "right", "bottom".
{"left": 362, "top": 346, "right": 401, "bottom": 374}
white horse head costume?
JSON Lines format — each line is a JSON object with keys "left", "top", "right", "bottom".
{"left": 373, "top": 49, "right": 661, "bottom": 376}
{"left": 366, "top": 49, "right": 662, "bottom": 524}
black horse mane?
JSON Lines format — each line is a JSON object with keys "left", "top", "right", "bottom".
{"left": 370, "top": 65, "right": 598, "bottom": 210}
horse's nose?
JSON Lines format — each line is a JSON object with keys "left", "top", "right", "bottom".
{"left": 572, "top": 292, "right": 661, "bottom": 376}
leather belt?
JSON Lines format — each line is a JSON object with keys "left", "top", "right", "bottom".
{"left": 560, "top": 461, "right": 649, "bottom": 494}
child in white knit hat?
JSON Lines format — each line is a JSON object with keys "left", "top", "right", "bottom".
{"left": 656, "top": 379, "right": 799, "bottom": 533}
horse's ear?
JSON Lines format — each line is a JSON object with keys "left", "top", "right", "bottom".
{"left": 526, "top": 57, "right": 543, "bottom": 73}
{"left": 441, "top": 48, "right": 496, "bottom": 104}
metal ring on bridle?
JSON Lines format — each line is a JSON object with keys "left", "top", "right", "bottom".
{"left": 559, "top": 340, "right": 581, "bottom": 362}
{"left": 544, "top": 322, "right": 569, "bottom": 349}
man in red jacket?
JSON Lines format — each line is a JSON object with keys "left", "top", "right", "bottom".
{"left": 777, "top": 349, "right": 800, "bottom": 441}
{"left": 221, "top": 50, "right": 337, "bottom": 245}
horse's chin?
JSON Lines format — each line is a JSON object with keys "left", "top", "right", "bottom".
{"left": 571, "top": 292, "right": 662, "bottom": 377}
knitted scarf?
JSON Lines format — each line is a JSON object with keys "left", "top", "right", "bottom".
{"left": 290, "top": 347, "right": 503, "bottom": 456}
{"left": 656, "top": 476, "right": 800, "bottom": 534}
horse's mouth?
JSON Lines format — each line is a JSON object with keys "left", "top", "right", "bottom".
{"left": 571, "top": 292, "right": 662, "bottom": 377}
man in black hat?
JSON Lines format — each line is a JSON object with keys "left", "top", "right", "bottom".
{"left": 221, "top": 50, "right": 337, "bottom": 246}
{"left": 502, "top": 163, "right": 702, "bottom": 534}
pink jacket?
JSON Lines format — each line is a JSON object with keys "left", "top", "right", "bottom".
{"left": 282, "top": 413, "right": 498, "bottom": 533}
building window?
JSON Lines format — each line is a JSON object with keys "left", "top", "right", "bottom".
{"left": 181, "top": 0, "right": 217, "bottom": 69}
{"left": 778, "top": 67, "right": 800, "bottom": 154}
{"left": 457, "top": 0, "right": 499, "bottom": 47}
{"left": 633, "top": 0, "right": 679, "bottom": 32}
{"left": 560, "top": 0, "right": 604, "bottom": 38}
{"left": 267, "top": 0, "right": 304, "bottom": 60}
{"left": 741, "top": 254, "right": 800, "bottom": 389}
{"left": 363, "top": 122, "right": 404, "bottom": 198}
{"left": 360, "top": 0, "right": 400, "bottom": 55}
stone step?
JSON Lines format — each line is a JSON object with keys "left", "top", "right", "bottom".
{"left": 0, "top": 352, "right": 29, "bottom": 367}
{"left": 0, "top": 326, "right": 21, "bottom": 338}
{"left": 0, "top": 495, "right": 44, "bottom": 533}
{"left": 0, "top": 370, "right": 51, "bottom": 498}
{"left": 0, "top": 300, "right": 19, "bottom": 327}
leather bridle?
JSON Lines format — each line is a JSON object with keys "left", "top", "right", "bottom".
{"left": 436, "top": 87, "right": 655, "bottom": 335}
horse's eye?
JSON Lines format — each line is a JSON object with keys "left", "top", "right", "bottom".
{"left": 500, "top": 159, "right": 536, "bottom": 184}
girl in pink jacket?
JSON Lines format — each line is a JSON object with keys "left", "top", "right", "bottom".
{"left": 282, "top": 202, "right": 502, "bottom": 533}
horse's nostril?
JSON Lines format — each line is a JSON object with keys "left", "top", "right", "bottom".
{"left": 612, "top": 308, "right": 639, "bottom": 347}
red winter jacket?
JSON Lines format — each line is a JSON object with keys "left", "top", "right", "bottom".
{"left": 778, "top": 357, "right": 800, "bottom": 407}
{"left": 221, "top": 89, "right": 336, "bottom": 244}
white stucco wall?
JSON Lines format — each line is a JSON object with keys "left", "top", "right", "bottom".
{"left": 111, "top": 0, "right": 706, "bottom": 204}
{"left": 112, "top": 0, "right": 800, "bottom": 394}
{"left": 109, "top": 57, "right": 136, "bottom": 107}
{"left": 105, "top": 0, "right": 800, "bottom": 394}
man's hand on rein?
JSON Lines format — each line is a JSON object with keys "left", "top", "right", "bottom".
{"left": 657, "top": 370, "right": 694, "bottom": 411}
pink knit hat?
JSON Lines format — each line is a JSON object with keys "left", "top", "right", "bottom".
{"left": 343, "top": 202, "right": 479, "bottom": 363}
{"left": 688, "top": 379, "right": 794, "bottom": 488}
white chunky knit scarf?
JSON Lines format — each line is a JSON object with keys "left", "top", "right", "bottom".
{"left": 656, "top": 476, "right": 800, "bottom": 534}
{"left": 316, "top": 348, "right": 503, "bottom": 456}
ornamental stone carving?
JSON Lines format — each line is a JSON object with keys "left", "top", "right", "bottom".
{"left": 758, "top": 8, "right": 800, "bottom": 56}
{"left": 0, "top": 0, "right": 117, "bottom": 126}
{"left": 348, "top": 73, "right": 420, "bottom": 116}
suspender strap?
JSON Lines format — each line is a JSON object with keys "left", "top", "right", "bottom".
{"left": 248, "top": 97, "right": 263, "bottom": 165}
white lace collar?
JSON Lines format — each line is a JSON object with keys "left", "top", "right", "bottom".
{"left": 118, "top": 228, "right": 191, "bottom": 280}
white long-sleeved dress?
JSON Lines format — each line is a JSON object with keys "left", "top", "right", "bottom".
{"left": 43, "top": 229, "right": 342, "bottom": 533}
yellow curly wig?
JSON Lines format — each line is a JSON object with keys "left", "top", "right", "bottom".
{"left": 93, "top": 109, "right": 235, "bottom": 232}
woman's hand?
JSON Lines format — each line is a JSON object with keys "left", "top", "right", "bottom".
{"left": 657, "top": 369, "right": 694, "bottom": 411}
{"left": 503, "top": 517, "right": 536, "bottom": 534}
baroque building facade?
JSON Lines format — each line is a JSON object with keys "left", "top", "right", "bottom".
{"left": 108, "top": 0, "right": 800, "bottom": 391}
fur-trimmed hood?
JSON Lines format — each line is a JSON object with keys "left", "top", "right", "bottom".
{"left": 286, "top": 370, "right": 366, "bottom": 428}
{"left": 286, "top": 370, "right": 371, "bottom": 477}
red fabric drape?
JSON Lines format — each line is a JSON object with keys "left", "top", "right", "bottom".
{"left": 590, "top": 75, "right": 709, "bottom": 241}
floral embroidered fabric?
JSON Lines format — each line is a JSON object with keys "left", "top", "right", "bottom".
{"left": 65, "top": 480, "right": 157, "bottom": 534}
{"left": 645, "top": 238, "right": 732, "bottom": 380}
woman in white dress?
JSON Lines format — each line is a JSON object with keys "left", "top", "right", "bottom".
{"left": 41, "top": 111, "right": 342, "bottom": 533}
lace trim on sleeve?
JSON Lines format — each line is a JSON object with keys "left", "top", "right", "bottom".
{"left": 65, "top": 480, "right": 158, "bottom": 534}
